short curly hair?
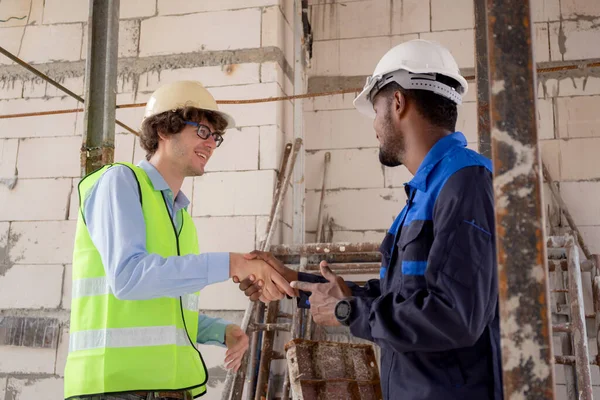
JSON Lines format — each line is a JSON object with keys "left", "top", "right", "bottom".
{"left": 140, "top": 107, "right": 228, "bottom": 160}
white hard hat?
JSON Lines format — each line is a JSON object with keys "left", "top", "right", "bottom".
{"left": 353, "top": 39, "right": 468, "bottom": 118}
{"left": 144, "top": 80, "right": 236, "bottom": 130}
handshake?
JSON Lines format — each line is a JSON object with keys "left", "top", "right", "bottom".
{"left": 229, "top": 250, "right": 298, "bottom": 303}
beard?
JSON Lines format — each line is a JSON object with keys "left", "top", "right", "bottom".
{"left": 378, "top": 111, "right": 405, "bottom": 167}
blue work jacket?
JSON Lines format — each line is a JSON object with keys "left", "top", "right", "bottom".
{"left": 298, "top": 132, "right": 503, "bottom": 400}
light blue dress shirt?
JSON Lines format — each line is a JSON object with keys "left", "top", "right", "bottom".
{"left": 83, "top": 160, "right": 231, "bottom": 346}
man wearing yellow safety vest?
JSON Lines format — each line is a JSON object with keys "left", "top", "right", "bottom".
{"left": 64, "top": 80, "right": 295, "bottom": 400}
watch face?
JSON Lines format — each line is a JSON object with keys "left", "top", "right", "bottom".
{"left": 336, "top": 302, "right": 350, "bottom": 319}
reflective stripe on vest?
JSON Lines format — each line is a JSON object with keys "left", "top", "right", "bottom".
{"left": 71, "top": 277, "right": 199, "bottom": 311}
{"left": 69, "top": 326, "right": 191, "bottom": 352}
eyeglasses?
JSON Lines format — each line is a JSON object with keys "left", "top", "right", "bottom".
{"left": 184, "top": 121, "right": 224, "bottom": 148}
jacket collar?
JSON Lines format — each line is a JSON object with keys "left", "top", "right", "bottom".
{"left": 137, "top": 160, "right": 190, "bottom": 209}
{"left": 407, "top": 132, "right": 468, "bottom": 192}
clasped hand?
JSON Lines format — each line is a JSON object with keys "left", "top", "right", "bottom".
{"left": 232, "top": 251, "right": 352, "bottom": 326}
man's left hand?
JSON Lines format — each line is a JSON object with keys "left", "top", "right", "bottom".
{"left": 290, "top": 261, "right": 352, "bottom": 327}
{"left": 224, "top": 324, "right": 249, "bottom": 372}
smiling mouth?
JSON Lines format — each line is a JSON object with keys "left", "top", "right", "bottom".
{"left": 195, "top": 152, "right": 207, "bottom": 160}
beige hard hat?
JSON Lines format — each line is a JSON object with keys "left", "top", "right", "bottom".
{"left": 144, "top": 80, "right": 236, "bottom": 130}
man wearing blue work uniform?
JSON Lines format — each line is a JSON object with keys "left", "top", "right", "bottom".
{"left": 238, "top": 39, "right": 503, "bottom": 400}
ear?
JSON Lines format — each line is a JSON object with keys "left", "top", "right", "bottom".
{"left": 393, "top": 90, "right": 408, "bottom": 118}
{"left": 157, "top": 129, "right": 169, "bottom": 142}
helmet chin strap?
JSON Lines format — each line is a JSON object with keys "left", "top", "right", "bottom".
{"left": 369, "top": 69, "right": 464, "bottom": 105}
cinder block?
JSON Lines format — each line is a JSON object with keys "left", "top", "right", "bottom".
{"left": 0, "top": 347, "right": 57, "bottom": 374}
{"left": 17, "top": 136, "right": 81, "bottom": 178}
{"left": 204, "top": 127, "right": 259, "bottom": 173}
{"left": 0, "top": 0, "right": 30, "bottom": 27}
{"left": 305, "top": 148, "right": 384, "bottom": 190}
{"left": 456, "top": 102, "right": 477, "bottom": 143}
{"left": 45, "top": 76, "right": 84, "bottom": 98}
{"left": 540, "top": 139, "right": 561, "bottom": 181}
{"left": 0, "top": 27, "right": 24, "bottom": 65}
{"left": 0, "top": 376, "right": 5, "bottom": 400}
{"left": 384, "top": 165, "right": 414, "bottom": 188}
{"left": 309, "top": 40, "right": 340, "bottom": 77}
{"left": 0, "top": 178, "right": 71, "bottom": 221}
{"left": 22, "top": 78, "right": 47, "bottom": 98}
{"left": 560, "top": 0, "right": 600, "bottom": 19}
{"left": 556, "top": 96, "right": 600, "bottom": 139}
{"left": 261, "top": 61, "right": 293, "bottom": 96}
{"left": 560, "top": 181, "right": 600, "bottom": 226}
{"left": 140, "top": 9, "right": 261, "bottom": 56}
{"left": 421, "top": 29, "right": 475, "bottom": 69}
{"left": 310, "top": 0, "right": 391, "bottom": 40}
{"left": 0, "top": 80, "right": 22, "bottom": 100}
{"left": 537, "top": 98, "right": 555, "bottom": 140}
{"left": 43, "top": 0, "right": 88, "bottom": 23}
{"left": 132, "top": 136, "right": 147, "bottom": 165}
{"left": 305, "top": 188, "right": 407, "bottom": 231}
{"left": 29, "top": 0, "right": 44, "bottom": 25}
{"left": 193, "top": 170, "right": 276, "bottom": 216}
{"left": 137, "top": 64, "right": 261, "bottom": 93}
{"left": 118, "top": 20, "right": 139, "bottom": 58}
{"left": 158, "top": 0, "right": 278, "bottom": 15}
{"left": 262, "top": 6, "right": 294, "bottom": 66}
{"left": 208, "top": 83, "right": 281, "bottom": 128}
{"left": 9, "top": 221, "right": 76, "bottom": 264}
{"left": 259, "top": 125, "right": 284, "bottom": 171}
{"left": 19, "top": 24, "right": 83, "bottom": 63}
{"left": 120, "top": 0, "right": 156, "bottom": 19}
{"left": 311, "top": 36, "right": 392, "bottom": 76}
{"left": 531, "top": 0, "right": 560, "bottom": 22}
{"left": 68, "top": 179, "right": 80, "bottom": 221}
{"left": 391, "top": 0, "right": 430, "bottom": 34}
{"left": 5, "top": 377, "right": 63, "bottom": 399}
{"left": 0, "top": 264, "right": 63, "bottom": 308}
{"left": 81, "top": 20, "right": 140, "bottom": 60}
{"left": 304, "top": 109, "right": 379, "bottom": 150}
{"left": 0, "top": 97, "right": 78, "bottom": 139}
{"left": 0, "top": 221, "right": 8, "bottom": 253}
{"left": 0, "top": 139, "right": 18, "bottom": 178}
{"left": 549, "top": 20, "right": 600, "bottom": 61}
{"left": 0, "top": 316, "right": 60, "bottom": 348}
{"left": 303, "top": 93, "right": 356, "bottom": 112}
{"left": 534, "top": 23, "right": 550, "bottom": 63}
{"left": 431, "top": 0, "right": 473, "bottom": 31}
{"left": 557, "top": 76, "right": 600, "bottom": 97}
{"left": 55, "top": 325, "right": 69, "bottom": 376}
{"left": 256, "top": 215, "right": 284, "bottom": 247}
{"left": 114, "top": 133, "right": 136, "bottom": 163}
{"left": 62, "top": 264, "right": 72, "bottom": 309}
{"left": 194, "top": 216, "right": 255, "bottom": 253}
{"left": 560, "top": 138, "right": 600, "bottom": 181}
{"left": 390, "top": 33, "right": 420, "bottom": 48}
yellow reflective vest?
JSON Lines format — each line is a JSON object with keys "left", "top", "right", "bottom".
{"left": 64, "top": 162, "right": 208, "bottom": 399}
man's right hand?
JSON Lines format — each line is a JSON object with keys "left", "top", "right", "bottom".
{"left": 232, "top": 250, "right": 298, "bottom": 301}
{"left": 229, "top": 253, "right": 296, "bottom": 303}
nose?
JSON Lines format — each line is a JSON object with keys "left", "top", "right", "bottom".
{"left": 204, "top": 134, "right": 217, "bottom": 150}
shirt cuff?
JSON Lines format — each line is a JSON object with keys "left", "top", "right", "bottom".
{"left": 205, "top": 252, "right": 230, "bottom": 285}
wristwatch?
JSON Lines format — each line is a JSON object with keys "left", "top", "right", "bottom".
{"left": 334, "top": 299, "right": 352, "bottom": 326}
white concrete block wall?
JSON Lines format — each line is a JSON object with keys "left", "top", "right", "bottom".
{"left": 0, "top": 0, "right": 295, "bottom": 398}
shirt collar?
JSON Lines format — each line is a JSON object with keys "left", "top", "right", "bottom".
{"left": 137, "top": 160, "right": 190, "bottom": 209}
{"left": 407, "top": 132, "right": 468, "bottom": 192}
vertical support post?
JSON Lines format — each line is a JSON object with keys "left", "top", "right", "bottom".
{"left": 474, "top": 0, "right": 491, "bottom": 158}
{"left": 81, "top": 0, "right": 120, "bottom": 176}
{"left": 565, "top": 235, "right": 592, "bottom": 400}
{"left": 292, "top": 0, "right": 305, "bottom": 245}
{"left": 485, "top": 0, "right": 555, "bottom": 398}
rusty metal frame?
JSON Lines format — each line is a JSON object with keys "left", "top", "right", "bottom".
{"left": 485, "top": 0, "right": 556, "bottom": 397}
